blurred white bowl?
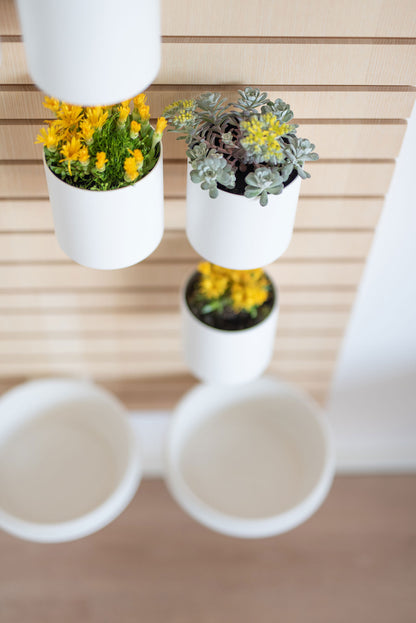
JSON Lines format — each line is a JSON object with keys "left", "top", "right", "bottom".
{"left": 0, "top": 379, "right": 142, "bottom": 543}
{"left": 165, "top": 377, "right": 335, "bottom": 538}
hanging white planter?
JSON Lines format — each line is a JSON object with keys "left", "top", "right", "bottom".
{"left": 44, "top": 151, "right": 164, "bottom": 270}
{"left": 16, "top": 0, "right": 161, "bottom": 106}
{"left": 186, "top": 167, "right": 301, "bottom": 270}
{"left": 166, "top": 377, "right": 335, "bottom": 538}
{"left": 181, "top": 272, "right": 279, "bottom": 385}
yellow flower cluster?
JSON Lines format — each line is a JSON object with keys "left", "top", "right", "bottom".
{"left": 163, "top": 99, "right": 196, "bottom": 129}
{"left": 240, "top": 113, "right": 295, "bottom": 163}
{"left": 198, "top": 262, "right": 270, "bottom": 313}
{"left": 36, "top": 93, "right": 166, "bottom": 186}
{"left": 124, "top": 149, "right": 143, "bottom": 182}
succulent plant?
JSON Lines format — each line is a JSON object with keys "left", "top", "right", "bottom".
{"left": 244, "top": 167, "right": 284, "bottom": 206}
{"left": 164, "top": 87, "right": 319, "bottom": 205}
{"left": 190, "top": 153, "right": 236, "bottom": 199}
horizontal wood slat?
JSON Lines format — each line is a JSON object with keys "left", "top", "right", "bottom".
{"left": 1, "top": 42, "right": 416, "bottom": 86}
{"left": 0, "top": 262, "right": 365, "bottom": 288}
{"left": 1, "top": 87, "right": 415, "bottom": 120}
{"left": 0, "top": 310, "right": 351, "bottom": 333}
{"left": 0, "top": 358, "right": 334, "bottom": 382}
{"left": 0, "top": 197, "right": 384, "bottom": 232}
{"left": 0, "top": 231, "right": 374, "bottom": 261}
{"left": 0, "top": 334, "right": 343, "bottom": 355}
{"left": 2, "top": 0, "right": 416, "bottom": 38}
{"left": 0, "top": 161, "right": 396, "bottom": 197}
{"left": 0, "top": 289, "right": 357, "bottom": 310}
{"left": 0, "top": 122, "right": 406, "bottom": 161}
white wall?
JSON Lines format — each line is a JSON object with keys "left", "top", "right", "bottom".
{"left": 328, "top": 103, "right": 416, "bottom": 471}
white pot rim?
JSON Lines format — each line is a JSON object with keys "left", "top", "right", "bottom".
{"left": 165, "top": 377, "right": 335, "bottom": 538}
{"left": 43, "top": 143, "right": 162, "bottom": 196}
{"left": 0, "top": 378, "right": 142, "bottom": 543}
{"left": 181, "top": 269, "right": 279, "bottom": 335}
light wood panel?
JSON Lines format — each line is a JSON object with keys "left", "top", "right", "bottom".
{"left": 2, "top": 86, "right": 415, "bottom": 120}
{"left": 0, "top": 198, "right": 383, "bottom": 232}
{"left": 0, "top": 359, "right": 334, "bottom": 382}
{"left": 0, "top": 262, "right": 365, "bottom": 288}
{"left": 0, "top": 121, "right": 407, "bottom": 161}
{"left": 0, "top": 289, "right": 357, "bottom": 310}
{"left": 2, "top": 41, "right": 416, "bottom": 86}
{"left": 0, "top": 231, "right": 374, "bottom": 261}
{"left": 3, "top": 0, "right": 416, "bottom": 37}
{"left": 1, "top": 0, "right": 414, "bottom": 406}
{"left": 0, "top": 310, "right": 351, "bottom": 333}
{"left": 0, "top": 161, "right": 396, "bottom": 197}
{"left": 0, "top": 334, "right": 343, "bottom": 355}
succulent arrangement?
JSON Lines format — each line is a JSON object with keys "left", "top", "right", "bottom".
{"left": 164, "top": 88, "right": 318, "bottom": 206}
{"left": 186, "top": 262, "right": 275, "bottom": 331}
{"left": 36, "top": 94, "right": 166, "bottom": 191}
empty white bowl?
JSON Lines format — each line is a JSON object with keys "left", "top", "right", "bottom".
{"left": 0, "top": 379, "right": 142, "bottom": 543}
{"left": 165, "top": 377, "right": 335, "bottom": 538}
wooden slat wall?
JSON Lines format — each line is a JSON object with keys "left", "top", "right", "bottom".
{"left": 0, "top": 0, "right": 415, "bottom": 408}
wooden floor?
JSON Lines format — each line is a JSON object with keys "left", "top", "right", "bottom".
{"left": 0, "top": 476, "right": 415, "bottom": 623}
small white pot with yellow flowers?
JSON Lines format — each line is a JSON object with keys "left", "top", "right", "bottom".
{"left": 182, "top": 262, "right": 279, "bottom": 385}
{"left": 16, "top": 0, "right": 160, "bottom": 107}
{"left": 37, "top": 95, "right": 166, "bottom": 270}
{"left": 165, "top": 88, "right": 319, "bottom": 270}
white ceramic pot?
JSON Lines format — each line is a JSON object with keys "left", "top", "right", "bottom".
{"left": 16, "top": 0, "right": 160, "bottom": 106}
{"left": 44, "top": 152, "right": 164, "bottom": 270}
{"left": 181, "top": 273, "right": 279, "bottom": 385}
{"left": 165, "top": 377, "right": 335, "bottom": 538}
{"left": 0, "top": 379, "right": 142, "bottom": 543}
{"left": 186, "top": 167, "right": 301, "bottom": 270}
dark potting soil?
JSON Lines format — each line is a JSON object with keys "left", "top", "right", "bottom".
{"left": 218, "top": 165, "right": 298, "bottom": 197}
{"left": 185, "top": 272, "right": 276, "bottom": 332}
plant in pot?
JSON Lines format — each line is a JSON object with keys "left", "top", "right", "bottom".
{"left": 164, "top": 88, "right": 318, "bottom": 270}
{"left": 182, "top": 262, "right": 279, "bottom": 385}
{"left": 36, "top": 94, "right": 166, "bottom": 270}
{"left": 16, "top": 0, "right": 160, "bottom": 106}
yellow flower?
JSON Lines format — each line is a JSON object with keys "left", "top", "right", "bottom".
{"left": 124, "top": 156, "right": 139, "bottom": 182}
{"left": 35, "top": 126, "right": 60, "bottom": 151}
{"left": 85, "top": 107, "right": 108, "bottom": 130}
{"left": 130, "top": 120, "right": 141, "bottom": 139}
{"left": 59, "top": 136, "right": 82, "bottom": 175}
{"left": 155, "top": 117, "right": 167, "bottom": 135}
{"left": 117, "top": 105, "right": 130, "bottom": 125}
{"left": 56, "top": 104, "right": 84, "bottom": 129}
{"left": 138, "top": 104, "right": 150, "bottom": 121}
{"left": 78, "top": 146, "right": 90, "bottom": 166}
{"left": 43, "top": 96, "right": 60, "bottom": 113}
{"left": 79, "top": 119, "right": 95, "bottom": 145}
{"left": 121, "top": 99, "right": 131, "bottom": 108}
{"left": 128, "top": 149, "right": 144, "bottom": 167}
{"left": 95, "top": 151, "right": 108, "bottom": 172}
{"left": 230, "top": 283, "right": 268, "bottom": 313}
{"left": 198, "top": 262, "right": 212, "bottom": 277}
{"left": 133, "top": 93, "right": 147, "bottom": 109}
{"left": 199, "top": 275, "right": 229, "bottom": 300}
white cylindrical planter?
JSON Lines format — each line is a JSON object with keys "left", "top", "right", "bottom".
{"left": 165, "top": 377, "right": 335, "bottom": 538}
{"left": 16, "top": 0, "right": 160, "bottom": 106}
{"left": 182, "top": 274, "right": 279, "bottom": 385}
{"left": 0, "top": 379, "right": 142, "bottom": 543}
{"left": 187, "top": 168, "right": 301, "bottom": 270}
{"left": 44, "top": 153, "right": 164, "bottom": 270}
